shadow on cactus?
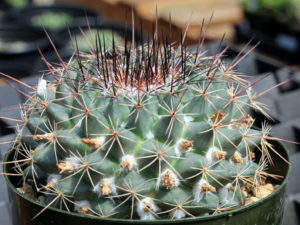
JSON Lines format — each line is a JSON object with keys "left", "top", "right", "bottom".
{"left": 0, "top": 18, "right": 295, "bottom": 221}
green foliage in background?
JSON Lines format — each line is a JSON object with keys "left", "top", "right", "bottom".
{"left": 241, "top": 0, "right": 300, "bottom": 21}
{"left": 31, "top": 12, "right": 72, "bottom": 29}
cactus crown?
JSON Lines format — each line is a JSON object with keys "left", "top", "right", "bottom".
{"left": 1, "top": 23, "right": 288, "bottom": 220}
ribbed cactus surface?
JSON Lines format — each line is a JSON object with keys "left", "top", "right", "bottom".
{"left": 6, "top": 32, "right": 281, "bottom": 220}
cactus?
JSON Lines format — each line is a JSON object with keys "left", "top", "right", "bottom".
{"left": 1, "top": 25, "right": 290, "bottom": 220}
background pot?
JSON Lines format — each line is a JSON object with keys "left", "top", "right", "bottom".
{"left": 54, "top": 20, "right": 143, "bottom": 52}
{"left": 0, "top": 23, "right": 50, "bottom": 78}
{"left": 0, "top": 23, "right": 50, "bottom": 56}
{"left": 3, "top": 140, "right": 290, "bottom": 225}
{"left": 0, "top": 0, "right": 31, "bottom": 11}
{"left": 235, "top": 11, "right": 300, "bottom": 64}
{"left": 7, "top": 4, "right": 100, "bottom": 33}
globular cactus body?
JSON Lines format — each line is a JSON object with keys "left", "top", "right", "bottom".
{"left": 6, "top": 31, "right": 280, "bottom": 220}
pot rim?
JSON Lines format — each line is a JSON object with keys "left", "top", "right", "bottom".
{"left": 0, "top": 23, "right": 50, "bottom": 55}
{"left": 2, "top": 140, "right": 290, "bottom": 224}
{"left": 8, "top": 3, "right": 99, "bottom": 18}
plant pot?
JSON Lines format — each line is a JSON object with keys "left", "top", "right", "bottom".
{"left": 0, "top": 0, "right": 31, "bottom": 11}
{"left": 3, "top": 140, "right": 290, "bottom": 225}
{"left": 7, "top": 4, "right": 99, "bottom": 33}
{"left": 0, "top": 23, "right": 51, "bottom": 78}
{"left": 54, "top": 21, "right": 143, "bottom": 52}
{"left": 0, "top": 23, "right": 50, "bottom": 56}
{"left": 235, "top": 11, "right": 300, "bottom": 64}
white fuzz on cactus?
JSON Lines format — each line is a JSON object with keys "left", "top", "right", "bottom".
{"left": 74, "top": 200, "right": 92, "bottom": 215}
{"left": 171, "top": 209, "right": 187, "bottom": 219}
{"left": 157, "top": 169, "right": 180, "bottom": 190}
{"left": 193, "top": 179, "right": 217, "bottom": 203}
{"left": 175, "top": 139, "right": 194, "bottom": 156}
{"left": 37, "top": 78, "right": 47, "bottom": 96}
{"left": 137, "top": 197, "right": 159, "bottom": 220}
{"left": 120, "top": 155, "right": 138, "bottom": 172}
{"left": 93, "top": 178, "right": 117, "bottom": 197}
{"left": 46, "top": 174, "right": 61, "bottom": 187}
{"left": 205, "top": 146, "right": 221, "bottom": 165}
{"left": 219, "top": 183, "right": 233, "bottom": 204}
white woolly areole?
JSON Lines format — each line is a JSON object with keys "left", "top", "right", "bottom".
{"left": 137, "top": 197, "right": 159, "bottom": 220}
{"left": 205, "top": 146, "right": 220, "bottom": 165}
{"left": 229, "top": 151, "right": 243, "bottom": 165}
{"left": 96, "top": 136, "right": 106, "bottom": 146}
{"left": 93, "top": 177, "right": 117, "bottom": 197}
{"left": 193, "top": 179, "right": 208, "bottom": 203}
{"left": 175, "top": 139, "right": 193, "bottom": 157}
{"left": 74, "top": 200, "right": 91, "bottom": 212}
{"left": 64, "top": 156, "right": 81, "bottom": 168}
{"left": 219, "top": 183, "right": 232, "bottom": 204}
{"left": 120, "top": 154, "right": 138, "bottom": 171}
{"left": 157, "top": 169, "right": 180, "bottom": 190}
{"left": 183, "top": 116, "right": 193, "bottom": 123}
{"left": 171, "top": 209, "right": 186, "bottom": 219}
{"left": 146, "top": 132, "right": 154, "bottom": 140}
{"left": 37, "top": 79, "right": 47, "bottom": 96}
{"left": 46, "top": 174, "right": 61, "bottom": 185}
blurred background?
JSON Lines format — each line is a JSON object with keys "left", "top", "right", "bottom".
{"left": 0, "top": 0, "right": 299, "bottom": 224}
